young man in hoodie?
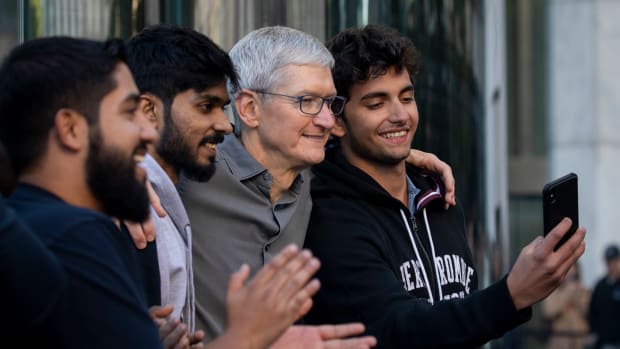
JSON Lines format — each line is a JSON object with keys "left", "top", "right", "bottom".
{"left": 303, "top": 24, "right": 587, "bottom": 349}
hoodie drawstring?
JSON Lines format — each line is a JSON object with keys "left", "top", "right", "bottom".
{"left": 401, "top": 208, "right": 443, "bottom": 303}
{"left": 400, "top": 208, "right": 435, "bottom": 304}
{"left": 422, "top": 208, "right": 443, "bottom": 301}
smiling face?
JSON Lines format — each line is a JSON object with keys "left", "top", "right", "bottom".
{"left": 156, "top": 83, "right": 233, "bottom": 181}
{"left": 252, "top": 64, "right": 337, "bottom": 172}
{"left": 87, "top": 62, "right": 157, "bottom": 222}
{"left": 337, "top": 66, "right": 418, "bottom": 171}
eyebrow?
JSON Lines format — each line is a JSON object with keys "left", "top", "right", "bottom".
{"left": 194, "top": 94, "right": 231, "bottom": 105}
{"left": 360, "top": 85, "right": 415, "bottom": 101}
{"left": 123, "top": 93, "right": 141, "bottom": 105}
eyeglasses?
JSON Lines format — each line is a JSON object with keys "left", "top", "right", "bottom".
{"left": 255, "top": 90, "right": 347, "bottom": 116}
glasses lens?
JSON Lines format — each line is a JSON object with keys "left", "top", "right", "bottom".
{"left": 300, "top": 96, "right": 323, "bottom": 115}
{"left": 329, "top": 97, "right": 346, "bottom": 115}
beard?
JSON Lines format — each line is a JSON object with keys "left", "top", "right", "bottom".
{"left": 347, "top": 132, "right": 409, "bottom": 166}
{"left": 156, "top": 112, "right": 223, "bottom": 182}
{"left": 86, "top": 129, "right": 150, "bottom": 223}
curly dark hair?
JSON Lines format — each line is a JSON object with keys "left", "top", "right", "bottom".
{"left": 326, "top": 24, "right": 420, "bottom": 100}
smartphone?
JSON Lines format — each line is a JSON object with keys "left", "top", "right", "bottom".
{"left": 543, "top": 172, "right": 579, "bottom": 251}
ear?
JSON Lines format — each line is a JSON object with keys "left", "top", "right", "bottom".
{"left": 235, "top": 89, "right": 260, "bottom": 129}
{"left": 330, "top": 116, "right": 347, "bottom": 137}
{"left": 139, "top": 93, "right": 164, "bottom": 131}
{"left": 53, "top": 108, "right": 88, "bottom": 151}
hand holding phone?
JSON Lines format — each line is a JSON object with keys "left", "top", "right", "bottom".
{"left": 543, "top": 173, "right": 579, "bottom": 251}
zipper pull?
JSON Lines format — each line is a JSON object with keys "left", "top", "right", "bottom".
{"left": 410, "top": 215, "right": 418, "bottom": 231}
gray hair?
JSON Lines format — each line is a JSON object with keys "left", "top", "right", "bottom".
{"left": 228, "top": 26, "right": 334, "bottom": 99}
{"left": 228, "top": 26, "right": 334, "bottom": 135}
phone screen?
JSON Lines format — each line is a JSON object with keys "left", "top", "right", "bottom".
{"left": 542, "top": 173, "right": 579, "bottom": 251}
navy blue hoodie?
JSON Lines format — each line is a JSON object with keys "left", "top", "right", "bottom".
{"left": 304, "top": 146, "right": 530, "bottom": 349}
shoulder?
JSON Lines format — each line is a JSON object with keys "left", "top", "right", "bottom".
{"left": 13, "top": 199, "right": 114, "bottom": 242}
{"left": 306, "top": 195, "right": 390, "bottom": 252}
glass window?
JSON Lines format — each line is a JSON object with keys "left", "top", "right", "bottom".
{"left": 0, "top": 0, "right": 19, "bottom": 59}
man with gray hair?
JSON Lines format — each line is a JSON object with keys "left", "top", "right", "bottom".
{"left": 179, "top": 26, "right": 454, "bottom": 343}
{"left": 180, "top": 25, "right": 341, "bottom": 342}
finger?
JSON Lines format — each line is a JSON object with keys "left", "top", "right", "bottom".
{"left": 264, "top": 250, "right": 316, "bottom": 297}
{"left": 539, "top": 218, "right": 574, "bottom": 254}
{"left": 141, "top": 213, "right": 156, "bottom": 242}
{"left": 150, "top": 304, "right": 174, "bottom": 320}
{"left": 284, "top": 278, "right": 320, "bottom": 319}
{"left": 161, "top": 321, "right": 188, "bottom": 349}
{"left": 147, "top": 180, "right": 167, "bottom": 218}
{"left": 250, "top": 244, "right": 300, "bottom": 286}
{"left": 555, "top": 231, "right": 586, "bottom": 276}
{"left": 441, "top": 168, "right": 456, "bottom": 208}
{"left": 189, "top": 330, "right": 205, "bottom": 345}
{"left": 323, "top": 336, "right": 378, "bottom": 349}
{"left": 227, "top": 264, "right": 250, "bottom": 295}
{"left": 297, "top": 297, "right": 315, "bottom": 318}
{"left": 125, "top": 220, "right": 147, "bottom": 249}
{"left": 318, "top": 323, "right": 366, "bottom": 340}
{"left": 544, "top": 225, "right": 586, "bottom": 267}
{"left": 172, "top": 334, "right": 189, "bottom": 349}
{"left": 287, "top": 275, "right": 321, "bottom": 307}
{"left": 159, "top": 317, "right": 181, "bottom": 341}
{"left": 425, "top": 154, "right": 456, "bottom": 208}
{"left": 554, "top": 227, "right": 586, "bottom": 258}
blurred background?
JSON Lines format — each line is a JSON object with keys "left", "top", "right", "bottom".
{"left": 1, "top": 0, "right": 618, "bottom": 347}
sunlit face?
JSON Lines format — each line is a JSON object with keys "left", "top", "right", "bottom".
{"left": 256, "top": 64, "right": 337, "bottom": 171}
{"left": 157, "top": 84, "right": 233, "bottom": 181}
{"left": 87, "top": 63, "right": 157, "bottom": 222}
{"left": 338, "top": 66, "right": 418, "bottom": 171}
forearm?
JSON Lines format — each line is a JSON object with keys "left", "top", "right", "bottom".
{"left": 370, "top": 278, "right": 530, "bottom": 349}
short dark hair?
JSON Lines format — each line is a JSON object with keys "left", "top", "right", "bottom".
{"left": 0, "top": 37, "right": 126, "bottom": 176}
{"left": 326, "top": 24, "right": 420, "bottom": 100}
{"left": 605, "top": 244, "right": 620, "bottom": 261}
{"left": 126, "top": 24, "right": 238, "bottom": 108}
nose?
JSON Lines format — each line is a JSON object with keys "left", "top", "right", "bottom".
{"left": 388, "top": 100, "right": 410, "bottom": 123}
{"left": 139, "top": 119, "right": 159, "bottom": 145}
{"left": 312, "top": 102, "right": 336, "bottom": 130}
{"left": 135, "top": 112, "right": 159, "bottom": 144}
{"left": 214, "top": 109, "right": 234, "bottom": 134}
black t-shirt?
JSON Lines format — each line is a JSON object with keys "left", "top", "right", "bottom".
{"left": 7, "top": 184, "right": 162, "bottom": 349}
{"left": 0, "top": 196, "right": 67, "bottom": 347}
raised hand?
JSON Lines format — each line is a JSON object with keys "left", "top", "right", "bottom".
{"left": 507, "top": 218, "right": 586, "bottom": 310}
{"left": 209, "top": 244, "right": 321, "bottom": 349}
{"left": 405, "top": 149, "right": 455, "bottom": 209}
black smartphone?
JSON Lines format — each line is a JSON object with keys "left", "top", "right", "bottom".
{"left": 543, "top": 172, "right": 579, "bottom": 251}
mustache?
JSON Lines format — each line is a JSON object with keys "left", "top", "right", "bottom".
{"left": 133, "top": 142, "right": 149, "bottom": 157}
{"left": 198, "top": 133, "right": 225, "bottom": 147}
